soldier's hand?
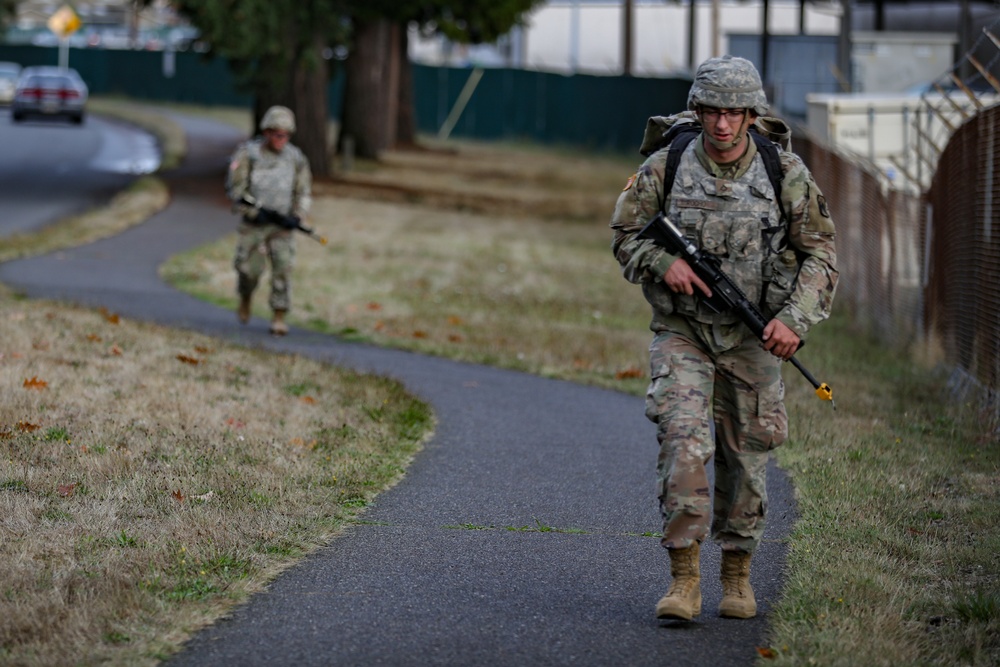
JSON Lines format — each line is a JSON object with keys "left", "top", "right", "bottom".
{"left": 762, "top": 319, "right": 800, "bottom": 360}
{"left": 664, "top": 259, "right": 712, "bottom": 298}
{"left": 281, "top": 215, "right": 301, "bottom": 230}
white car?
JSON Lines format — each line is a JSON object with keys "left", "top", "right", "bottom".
{"left": 0, "top": 61, "right": 21, "bottom": 105}
{"left": 11, "top": 66, "right": 88, "bottom": 124}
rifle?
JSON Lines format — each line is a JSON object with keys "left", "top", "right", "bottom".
{"left": 638, "top": 212, "right": 834, "bottom": 407}
{"left": 239, "top": 195, "right": 327, "bottom": 245}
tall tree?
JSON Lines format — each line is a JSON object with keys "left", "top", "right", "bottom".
{"left": 0, "top": 0, "right": 17, "bottom": 30}
{"left": 168, "top": 0, "right": 349, "bottom": 177}
{"left": 166, "top": 0, "right": 543, "bottom": 171}
{"left": 339, "top": 0, "right": 544, "bottom": 158}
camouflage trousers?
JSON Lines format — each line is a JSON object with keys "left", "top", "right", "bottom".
{"left": 234, "top": 223, "right": 296, "bottom": 312}
{"left": 644, "top": 316, "right": 787, "bottom": 554}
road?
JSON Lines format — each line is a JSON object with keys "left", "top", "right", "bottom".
{"left": 0, "top": 106, "right": 159, "bottom": 237}
{"left": 0, "top": 109, "right": 794, "bottom": 667}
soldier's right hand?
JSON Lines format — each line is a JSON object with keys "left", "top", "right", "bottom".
{"left": 664, "top": 259, "right": 713, "bottom": 298}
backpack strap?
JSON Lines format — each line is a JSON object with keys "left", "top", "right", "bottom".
{"left": 749, "top": 130, "right": 786, "bottom": 223}
{"left": 659, "top": 126, "right": 700, "bottom": 213}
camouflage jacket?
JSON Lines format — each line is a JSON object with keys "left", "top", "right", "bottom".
{"left": 226, "top": 138, "right": 312, "bottom": 222}
{"left": 611, "top": 131, "right": 838, "bottom": 342}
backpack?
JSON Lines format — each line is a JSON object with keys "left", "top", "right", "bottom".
{"left": 639, "top": 111, "right": 790, "bottom": 223}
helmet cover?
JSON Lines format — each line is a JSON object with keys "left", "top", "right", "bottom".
{"left": 260, "top": 105, "right": 296, "bottom": 133}
{"left": 687, "top": 55, "right": 768, "bottom": 116}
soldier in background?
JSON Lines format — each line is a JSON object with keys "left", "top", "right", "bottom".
{"left": 226, "top": 105, "right": 312, "bottom": 336}
{"left": 610, "top": 56, "right": 838, "bottom": 621}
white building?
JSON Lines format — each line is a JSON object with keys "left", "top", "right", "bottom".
{"left": 410, "top": 0, "right": 842, "bottom": 76}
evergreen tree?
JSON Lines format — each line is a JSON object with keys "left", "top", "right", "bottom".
{"left": 166, "top": 0, "right": 542, "bottom": 172}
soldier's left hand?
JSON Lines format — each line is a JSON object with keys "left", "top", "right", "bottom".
{"left": 762, "top": 319, "right": 800, "bottom": 360}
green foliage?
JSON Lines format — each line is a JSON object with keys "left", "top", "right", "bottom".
{"left": 171, "top": 0, "right": 348, "bottom": 94}
{"left": 0, "top": 0, "right": 16, "bottom": 31}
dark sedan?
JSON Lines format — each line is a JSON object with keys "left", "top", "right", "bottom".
{"left": 11, "top": 66, "right": 88, "bottom": 125}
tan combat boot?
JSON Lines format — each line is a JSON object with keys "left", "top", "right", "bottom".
{"left": 237, "top": 294, "right": 252, "bottom": 324}
{"left": 269, "top": 309, "right": 289, "bottom": 336}
{"left": 655, "top": 541, "right": 702, "bottom": 620}
{"left": 719, "top": 550, "right": 756, "bottom": 618}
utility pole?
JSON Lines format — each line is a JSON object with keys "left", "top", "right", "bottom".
{"left": 761, "top": 0, "right": 771, "bottom": 86}
{"left": 688, "top": 0, "right": 697, "bottom": 70}
{"left": 623, "top": 0, "right": 634, "bottom": 76}
{"left": 712, "top": 0, "right": 721, "bottom": 57}
{"left": 838, "top": 0, "right": 853, "bottom": 92}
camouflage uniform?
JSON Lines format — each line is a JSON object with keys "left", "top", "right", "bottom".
{"left": 226, "top": 107, "right": 312, "bottom": 315}
{"left": 611, "top": 58, "right": 838, "bottom": 556}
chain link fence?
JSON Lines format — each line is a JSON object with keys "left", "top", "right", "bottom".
{"left": 793, "top": 92, "right": 999, "bottom": 436}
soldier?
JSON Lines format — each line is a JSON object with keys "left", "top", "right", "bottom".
{"left": 226, "top": 105, "right": 313, "bottom": 336}
{"left": 610, "top": 56, "right": 838, "bottom": 621}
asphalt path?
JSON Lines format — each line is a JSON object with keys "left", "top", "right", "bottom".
{"left": 0, "top": 107, "right": 160, "bottom": 237}
{"left": 0, "top": 111, "right": 795, "bottom": 667}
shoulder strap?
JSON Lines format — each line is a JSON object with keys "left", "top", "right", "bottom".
{"left": 749, "top": 130, "right": 786, "bottom": 222}
{"left": 660, "top": 126, "right": 700, "bottom": 212}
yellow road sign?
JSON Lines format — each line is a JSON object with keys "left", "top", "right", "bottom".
{"left": 48, "top": 5, "right": 82, "bottom": 38}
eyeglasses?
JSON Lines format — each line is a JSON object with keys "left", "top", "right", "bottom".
{"left": 699, "top": 108, "right": 748, "bottom": 124}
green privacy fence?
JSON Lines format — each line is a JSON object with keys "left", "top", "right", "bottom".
{"left": 0, "top": 44, "right": 690, "bottom": 153}
{"left": 411, "top": 65, "right": 691, "bottom": 153}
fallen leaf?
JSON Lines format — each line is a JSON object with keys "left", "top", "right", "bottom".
{"left": 756, "top": 647, "right": 778, "bottom": 659}
{"left": 447, "top": 334, "right": 463, "bottom": 343}
{"left": 366, "top": 302, "right": 382, "bottom": 311}
{"left": 0, "top": 430, "right": 12, "bottom": 440}
{"left": 373, "top": 321, "right": 385, "bottom": 331}
{"left": 300, "top": 396, "right": 317, "bottom": 405}
{"left": 87, "top": 333, "right": 102, "bottom": 342}
{"left": 16, "top": 422, "right": 40, "bottom": 432}
{"left": 446, "top": 315, "right": 464, "bottom": 326}
{"left": 23, "top": 377, "right": 48, "bottom": 390}
{"left": 176, "top": 354, "right": 201, "bottom": 365}
{"left": 32, "top": 340, "right": 50, "bottom": 351}
{"left": 412, "top": 330, "right": 428, "bottom": 339}
{"left": 58, "top": 483, "right": 77, "bottom": 497}
{"left": 224, "top": 418, "right": 245, "bottom": 429}
{"left": 615, "top": 366, "right": 644, "bottom": 380}
{"left": 171, "top": 489, "right": 185, "bottom": 503}
{"left": 109, "top": 345, "right": 123, "bottom": 356}
{"left": 194, "top": 346, "right": 214, "bottom": 354}
{"left": 99, "top": 307, "right": 120, "bottom": 324}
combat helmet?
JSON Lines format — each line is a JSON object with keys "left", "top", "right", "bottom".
{"left": 260, "top": 105, "right": 296, "bottom": 133}
{"left": 687, "top": 56, "right": 768, "bottom": 116}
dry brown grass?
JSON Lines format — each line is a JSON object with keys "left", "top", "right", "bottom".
{"left": 0, "top": 288, "right": 431, "bottom": 665}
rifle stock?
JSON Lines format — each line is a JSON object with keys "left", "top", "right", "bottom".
{"left": 637, "top": 213, "right": 834, "bottom": 406}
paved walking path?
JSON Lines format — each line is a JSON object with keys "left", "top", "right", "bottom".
{"left": 0, "top": 113, "right": 794, "bottom": 666}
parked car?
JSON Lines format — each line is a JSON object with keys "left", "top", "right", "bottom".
{"left": 0, "top": 61, "right": 21, "bottom": 105}
{"left": 11, "top": 66, "right": 88, "bottom": 124}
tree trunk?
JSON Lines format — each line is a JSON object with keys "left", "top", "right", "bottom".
{"left": 340, "top": 18, "right": 393, "bottom": 159}
{"left": 290, "top": 34, "right": 331, "bottom": 178}
{"left": 396, "top": 25, "right": 417, "bottom": 148}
